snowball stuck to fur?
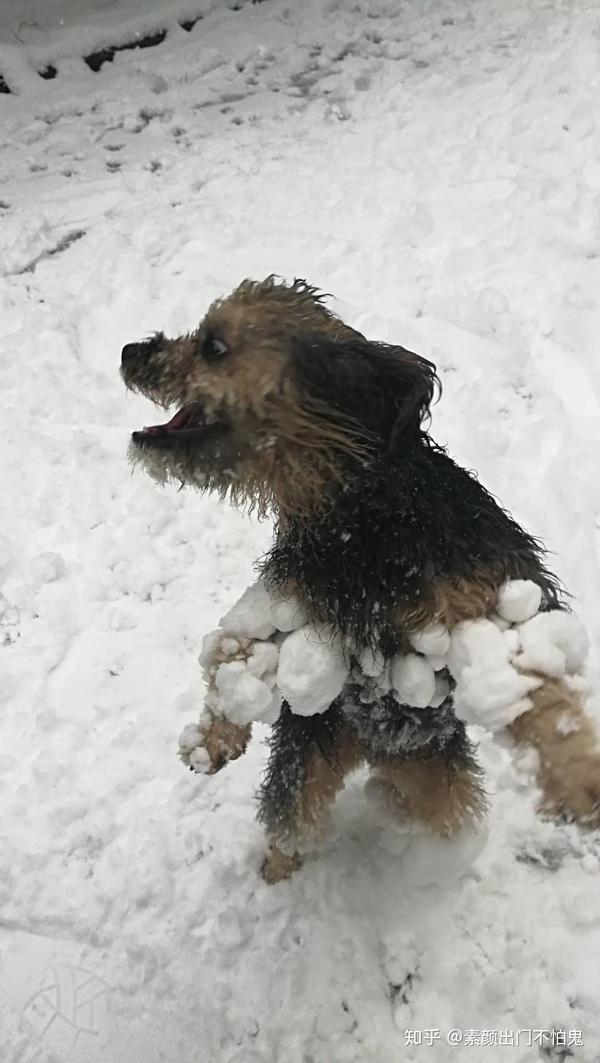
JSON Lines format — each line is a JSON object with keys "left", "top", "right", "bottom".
{"left": 515, "top": 610, "right": 589, "bottom": 677}
{"left": 219, "top": 581, "right": 277, "bottom": 640}
{"left": 188, "top": 746, "right": 212, "bottom": 774}
{"left": 246, "top": 640, "right": 279, "bottom": 678}
{"left": 496, "top": 580, "right": 542, "bottom": 623}
{"left": 269, "top": 593, "right": 308, "bottom": 633}
{"left": 199, "top": 580, "right": 588, "bottom": 740}
{"left": 277, "top": 625, "right": 350, "bottom": 716}
{"left": 409, "top": 622, "right": 451, "bottom": 658}
{"left": 220, "top": 637, "right": 240, "bottom": 657}
{"left": 178, "top": 723, "right": 204, "bottom": 754}
{"left": 198, "top": 629, "right": 225, "bottom": 670}
{"left": 502, "top": 627, "right": 520, "bottom": 656}
{"left": 447, "top": 617, "right": 507, "bottom": 675}
{"left": 448, "top": 617, "right": 540, "bottom": 732}
{"left": 453, "top": 664, "right": 537, "bottom": 731}
{"left": 391, "top": 653, "right": 436, "bottom": 709}
{"left": 427, "top": 653, "right": 449, "bottom": 673}
{"left": 215, "top": 660, "right": 277, "bottom": 725}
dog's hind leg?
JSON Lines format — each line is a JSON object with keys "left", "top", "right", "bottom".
{"left": 509, "top": 677, "right": 600, "bottom": 826}
{"left": 341, "top": 684, "right": 487, "bottom": 841}
{"left": 364, "top": 753, "right": 487, "bottom": 838}
{"left": 258, "top": 704, "right": 363, "bottom": 883}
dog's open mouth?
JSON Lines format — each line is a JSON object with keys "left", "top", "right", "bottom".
{"left": 132, "top": 401, "right": 227, "bottom": 449}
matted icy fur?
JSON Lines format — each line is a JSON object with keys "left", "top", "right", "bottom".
{"left": 179, "top": 578, "right": 589, "bottom": 769}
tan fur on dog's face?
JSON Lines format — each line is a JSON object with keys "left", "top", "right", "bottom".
{"left": 122, "top": 275, "right": 437, "bottom": 519}
{"left": 121, "top": 276, "right": 366, "bottom": 517}
{"left": 125, "top": 278, "right": 349, "bottom": 413}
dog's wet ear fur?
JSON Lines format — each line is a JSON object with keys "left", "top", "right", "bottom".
{"left": 290, "top": 334, "right": 439, "bottom": 451}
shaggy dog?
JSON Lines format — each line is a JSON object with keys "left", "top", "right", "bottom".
{"left": 121, "top": 276, "right": 600, "bottom": 883}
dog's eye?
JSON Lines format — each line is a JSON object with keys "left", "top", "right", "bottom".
{"left": 201, "top": 335, "right": 229, "bottom": 363}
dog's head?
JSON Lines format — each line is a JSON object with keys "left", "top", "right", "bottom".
{"left": 121, "top": 276, "right": 438, "bottom": 516}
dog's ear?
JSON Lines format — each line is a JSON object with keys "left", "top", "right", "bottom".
{"left": 382, "top": 343, "right": 439, "bottom": 451}
{"left": 289, "top": 334, "right": 438, "bottom": 451}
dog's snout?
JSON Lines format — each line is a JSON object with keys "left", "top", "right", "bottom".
{"left": 121, "top": 342, "right": 143, "bottom": 367}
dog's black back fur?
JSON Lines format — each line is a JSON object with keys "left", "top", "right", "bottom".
{"left": 262, "top": 334, "right": 563, "bottom": 656}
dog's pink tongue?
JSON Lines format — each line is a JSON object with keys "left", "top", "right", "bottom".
{"left": 144, "top": 404, "right": 199, "bottom": 433}
{"left": 165, "top": 406, "right": 193, "bottom": 430}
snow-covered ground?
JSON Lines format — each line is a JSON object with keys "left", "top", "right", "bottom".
{"left": 2, "top": 1, "right": 600, "bottom": 1060}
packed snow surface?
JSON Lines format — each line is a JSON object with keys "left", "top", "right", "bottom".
{"left": 2, "top": 1, "right": 600, "bottom": 1061}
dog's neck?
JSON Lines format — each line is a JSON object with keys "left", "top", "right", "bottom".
{"left": 262, "top": 444, "right": 427, "bottom": 655}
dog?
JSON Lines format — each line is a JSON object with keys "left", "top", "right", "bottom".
{"left": 121, "top": 275, "right": 600, "bottom": 883}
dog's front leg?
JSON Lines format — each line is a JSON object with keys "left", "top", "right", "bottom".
{"left": 180, "top": 624, "right": 280, "bottom": 775}
{"left": 179, "top": 633, "right": 257, "bottom": 775}
{"left": 179, "top": 692, "right": 253, "bottom": 775}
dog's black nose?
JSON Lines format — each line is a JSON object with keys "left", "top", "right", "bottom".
{"left": 121, "top": 342, "right": 142, "bottom": 366}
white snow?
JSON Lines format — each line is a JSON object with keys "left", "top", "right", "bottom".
{"left": 448, "top": 617, "right": 540, "bottom": 731}
{"left": 3, "top": 0, "right": 600, "bottom": 1060}
{"left": 446, "top": 601, "right": 589, "bottom": 731}
{"left": 384, "top": 827, "right": 489, "bottom": 891}
{"left": 268, "top": 592, "right": 308, "bottom": 633}
{"left": 390, "top": 652, "right": 436, "bottom": 709}
{"left": 191, "top": 628, "right": 282, "bottom": 733}
{"left": 29, "top": 550, "right": 67, "bottom": 584}
{"left": 197, "top": 627, "right": 224, "bottom": 670}
{"left": 215, "top": 660, "right": 278, "bottom": 727}
{"left": 448, "top": 617, "right": 508, "bottom": 675}
{"left": 496, "top": 578, "right": 542, "bottom": 623}
{"left": 178, "top": 721, "right": 203, "bottom": 754}
{"left": 219, "top": 580, "right": 277, "bottom": 641}
{"left": 408, "top": 621, "right": 451, "bottom": 658}
{"left": 220, "top": 635, "right": 241, "bottom": 657}
{"left": 245, "top": 639, "right": 279, "bottom": 679}
{"left": 187, "top": 743, "right": 212, "bottom": 774}
{"left": 425, "top": 652, "right": 449, "bottom": 672}
{"left": 516, "top": 609, "right": 590, "bottom": 678}
{"left": 219, "top": 581, "right": 309, "bottom": 641}
{"left": 277, "top": 625, "right": 350, "bottom": 717}
{"left": 365, "top": 775, "right": 488, "bottom": 884}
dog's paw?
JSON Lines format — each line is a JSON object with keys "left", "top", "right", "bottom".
{"left": 179, "top": 717, "right": 252, "bottom": 775}
{"left": 199, "top": 628, "right": 254, "bottom": 673}
{"left": 260, "top": 846, "right": 302, "bottom": 884}
{"left": 199, "top": 628, "right": 281, "bottom": 727}
{"left": 540, "top": 755, "right": 600, "bottom": 828}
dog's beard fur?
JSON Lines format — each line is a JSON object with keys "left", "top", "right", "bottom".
{"left": 127, "top": 391, "right": 373, "bottom": 519}
{"left": 128, "top": 426, "right": 238, "bottom": 493}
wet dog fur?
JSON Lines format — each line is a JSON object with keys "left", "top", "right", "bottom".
{"left": 121, "top": 276, "right": 600, "bottom": 881}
